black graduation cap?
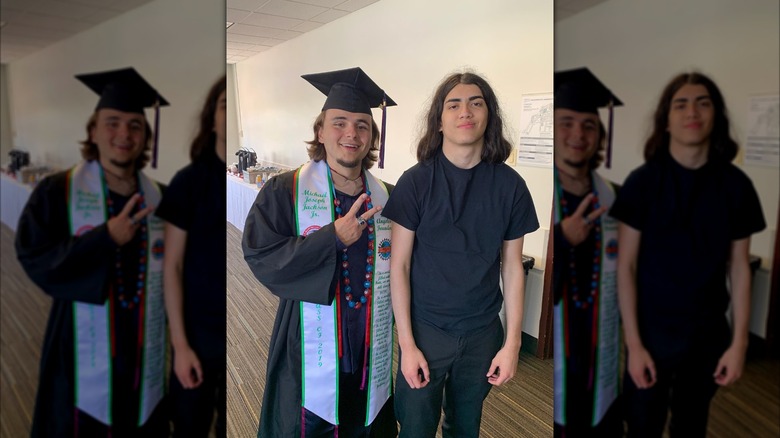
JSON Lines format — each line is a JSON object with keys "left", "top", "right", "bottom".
{"left": 302, "top": 67, "right": 396, "bottom": 168}
{"left": 75, "top": 67, "right": 169, "bottom": 168}
{"left": 554, "top": 67, "right": 622, "bottom": 168}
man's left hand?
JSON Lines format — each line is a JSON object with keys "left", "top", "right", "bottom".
{"left": 713, "top": 343, "right": 747, "bottom": 386}
{"left": 486, "top": 347, "right": 519, "bottom": 386}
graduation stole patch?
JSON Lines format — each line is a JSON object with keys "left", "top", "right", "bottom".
{"left": 293, "top": 159, "right": 393, "bottom": 426}
{"left": 67, "top": 160, "right": 166, "bottom": 426}
{"left": 553, "top": 172, "right": 619, "bottom": 427}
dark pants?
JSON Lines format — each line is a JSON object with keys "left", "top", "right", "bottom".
{"left": 395, "top": 318, "right": 503, "bottom": 438}
{"left": 623, "top": 329, "right": 728, "bottom": 438}
{"left": 170, "top": 348, "right": 226, "bottom": 438}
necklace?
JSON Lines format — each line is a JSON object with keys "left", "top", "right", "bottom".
{"left": 556, "top": 169, "right": 601, "bottom": 310}
{"left": 331, "top": 171, "right": 375, "bottom": 310}
{"left": 557, "top": 167, "right": 591, "bottom": 196}
{"left": 329, "top": 166, "right": 362, "bottom": 183}
{"left": 103, "top": 170, "right": 147, "bottom": 310}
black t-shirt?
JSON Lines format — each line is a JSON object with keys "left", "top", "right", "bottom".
{"left": 156, "top": 147, "right": 226, "bottom": 353}
{"left": 610, "top": 154, "right": 765, "bottom": 354}
{"left": 382, "top": 150, "right": 539, "bottom": 334}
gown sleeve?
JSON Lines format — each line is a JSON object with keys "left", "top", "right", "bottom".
{"left": 242, "top": 171, "right": 338, "bottom": 306}
{"left": 14, "top": 172, "right": 116, "bottom": 304}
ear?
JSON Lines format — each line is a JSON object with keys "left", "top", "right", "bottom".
{"left": 317, "top": 127, "right": 324, "bottom": 144}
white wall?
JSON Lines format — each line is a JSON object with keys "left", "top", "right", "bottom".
{"left": 4, "top": 0, "right": 225, "bottom": 184}
{"left": 556, "top": 0, "right": 779, "bottom": 335}
{"left": 0, "top": 64, "right": 13, "bottom": 163}
{"left": 231, "top": 0, "right": 553, "bottom": 338}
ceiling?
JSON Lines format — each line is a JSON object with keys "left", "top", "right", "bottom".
{"left": 0, "top": 0, "right": 608, "bottom": 66}
{"left": 0, "top": 0, "right": 157, "bottom": 64}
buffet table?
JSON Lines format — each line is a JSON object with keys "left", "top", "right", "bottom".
{"left": 1, "top": 173, "right": 33, "bottom": 232}
{"left": 226, "top": 174, "right": 261, "bottom": 232}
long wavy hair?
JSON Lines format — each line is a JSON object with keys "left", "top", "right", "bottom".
{"left": 305, "top": 110, "right": 381, "bottom": 169}
{"left": 588, "top": 120, "right": 607, "bottom": 170}
{"left": 79, "top": 112, "right": 153, "bottom": 169}
{"left": 644, "top": 72, "right": 738, "bottom": 163}
{"left": 190, "top": 75, "right": 226, "bottom": 161}
{"left": 417, "top": 72, "right": 512, "bottom": 164}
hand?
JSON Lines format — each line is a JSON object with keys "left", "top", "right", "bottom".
{"left": 173, "top": 345, "right": 203, "bottom": 389}
{"left": 627, "top": 345, "right": 656, "bottom": 389}
{"left": 400, "top": 345, "right": 430, "bottom": 389}
{"left": 333, "top": 193, "right": 383, "bottom": 246}
{"left": 486, "top": 346, "right": 519, "bottom": 386}
{"left": 713, "top": 343, "right": 746, "bottom": 386}
{"left": 561, "top": 193, "right": 608, "bottom": 246}
{"left": 106, "top": 193, "right": 153, "bottom": 246}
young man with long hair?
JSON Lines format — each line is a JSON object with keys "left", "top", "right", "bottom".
{"left": 382, "top": 72, "right": 539, "bottom": 437}
{"left": 156, "top": 75, "right": 227, "bottom": 437}
{"left": 611, "top": 72, "right": 766, "bottom": 437}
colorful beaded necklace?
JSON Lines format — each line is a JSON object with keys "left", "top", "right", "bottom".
{"left": 556, "top": 170, "right": 602, "bottom": 310}
{"left": 331, "top": 170, "right": 375, "bottom": 310}
{"left": 103, "top": 171, "right": 147, "bottom": 310}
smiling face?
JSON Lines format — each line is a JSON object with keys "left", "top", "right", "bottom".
{"left": 439, "top": 83, "right": 488, "bottom": 151}
{"left": 90, "top": 108, "right": 147, "bottom": 170}
{"left": 318, "top": 108, "right": 373, "bottom": 171}
{"left": 554, "top": 108, "right": 601, "bottom": 170}
{"left": 667, "top": 83, "right": 714, "bottom": 151}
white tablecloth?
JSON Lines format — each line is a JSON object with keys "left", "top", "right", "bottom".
{"left": 226, "top": 174, "right": 261, "bottom": 232}
{"left": 1, "top": 173, "right": 33, "bottom": 232}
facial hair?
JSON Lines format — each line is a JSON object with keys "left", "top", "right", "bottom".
{"left": 110, "top": 158, "right": 135, "bottom": 169}
{"left": 336, "top": 157, "right": 361, "bottom": 169}
{"left": 563, "top": 157, "right": 588, "bottom": 169}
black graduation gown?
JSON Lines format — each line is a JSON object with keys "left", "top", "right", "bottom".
{"left": 242, "top": 170, "right": 397, "bottom": 438}
{"left": 14, "top": 170, "right": 168, "bottom": 438}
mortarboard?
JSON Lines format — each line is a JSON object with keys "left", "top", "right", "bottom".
{"left": 554, "top": 67, "right": 622, "bottom": 168}
{"left": 302, "top": 67, "right": 396, "bottom": 168}
{"left": 76, "top": 67, "right": 169, "bottom": 168}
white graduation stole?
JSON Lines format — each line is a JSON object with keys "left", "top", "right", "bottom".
{"left": 68, "top": 160, "right": 166, "bottom": 426}
{"left": 553, "top": 172, "right": 619, "bottom": 427}
{"left": 294, "top": 159, "right": 393, "bottom": 426}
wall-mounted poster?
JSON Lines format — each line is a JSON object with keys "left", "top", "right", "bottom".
{"left": 517, "top": 93, "right": 553, "bottom": 167}
{"left": 745, "top": 93, "right": 779, "bottom": 168}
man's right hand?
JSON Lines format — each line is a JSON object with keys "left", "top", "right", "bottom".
{"left": 627, "top": 345, "right": 657, "bottom": 389}
{"left": 173, "top": 345, "right": 204, "bottom": 389}
{"left": 561, "top": 193, "right": 608, "bottom": 246}
{"left": 334, "top": 193, "right": 382, "bottom": 246}
{"left": 400, "top": 345, "right": 430, "bottom": 389}
{"left": 107, "top": 193, "right": 154, "bottom": 246}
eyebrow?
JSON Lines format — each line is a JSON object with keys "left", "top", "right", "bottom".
{"left": 445, "top": 95, "right": 485, "bottom": 104}
{"left": 104, "top": 115, "right": 144, "bottom": 124}
{"left": 672, "top": 95, "right": 711, "bottom": 103}
{"left": 557, "top": 115, "right": 597, "bottom": 124}
{"left": 330, "top": 116, "right": 370, "bottom": 124}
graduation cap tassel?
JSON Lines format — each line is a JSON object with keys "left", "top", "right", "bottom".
{"left": 606, "top": 100, "right": 614, "bottom": 169}
{"left": 152, "top": 100, "right": 160, "bottom": 169}
{"left": 378, "top": 94, "right": 387, "bottom": 169}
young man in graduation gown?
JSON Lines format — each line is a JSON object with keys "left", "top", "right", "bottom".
{"left": 242, "top": 67, "right": 398, "bottom": 438}
{"left": 382, "top": 72, "right": 539, "bottom": 437}
{"left": 15, "top": 68, "right": 170, "bottom": 438}
{"left": 611, "top": 72, "right": 766, "bottom": 437}
{"left": 552, "top": 68, "right": 624, "bottom": 437}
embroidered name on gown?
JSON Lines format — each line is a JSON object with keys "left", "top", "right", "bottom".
{"left": 293, "top": 159, "right": 393, "bottom": 426}
{"left": 68, "top": 160, "right": 166, "bottom": 426}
